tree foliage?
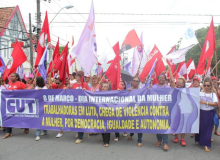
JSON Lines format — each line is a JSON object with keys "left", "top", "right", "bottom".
{"left": 177, "top": 25, "right": 220, "bottom": 76}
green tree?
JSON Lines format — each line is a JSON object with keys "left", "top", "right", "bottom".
{"left": 177, "top": 26, "right": 220, "bottom": 76}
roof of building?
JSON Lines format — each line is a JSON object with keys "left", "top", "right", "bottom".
{"left": 0, "top": 6, "right": 16, "bottom": 35}
{"left": 0, "top": 6, "right": 55, "bottom": 50}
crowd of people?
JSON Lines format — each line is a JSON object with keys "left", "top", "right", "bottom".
{"left": 0, "top": 69, "right": 219, "bottom": 152}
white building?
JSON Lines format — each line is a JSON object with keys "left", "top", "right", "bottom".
{"left": 0, "top": 5, "right": 55, "bottom": 76}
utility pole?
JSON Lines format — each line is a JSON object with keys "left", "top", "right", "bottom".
{"left": 29, "top": 13, "right": 33, "bottom": 71}
{"left": 36, "top": 0, "right": 41, "bottom": 44}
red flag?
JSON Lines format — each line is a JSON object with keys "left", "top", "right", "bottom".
{"left": 205, "top": 57, "right": 212, "bottom": 75}
{"left": 166, "top": 46, "right": 176, "bottom": 73}
{"left": 120, "top": 29, "right": 141, "bottom": 53}
{"left": 70, "top": 58, "right": 75, "bottom": 66}
{"left": 35, "top": 11, "right": 51, "bottom": 67}
{"left": 174, "top": 62, "right": 187, "bottom": 80}
{"left": 105, "top": 42, "right": 121, "bottom": 90}
{"left": 56, "top": 43, "right": 69, "bottom": 85}
{"left": 47, "top": 38, "right": 59, "bottom": 75}
{"left": 72, "top": 36, "right": 74, "bottom": 46}
{"left": 186, "top": 58, "right": 196, "bottom": 79}
{"left": 139, "top": 45, "right": 164, "bottom": 82}
{"left": 197, "top": 17, "right": 216, "bottom": 75}
{"left": 3, "top": 40, "right": 27, "bottom": 80}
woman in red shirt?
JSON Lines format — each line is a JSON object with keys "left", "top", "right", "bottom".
{"left": 72, "top": 71, "right": 89, "bottom": 90}
{"left": 2, "top": 73, "right": 27, "bottom": 139}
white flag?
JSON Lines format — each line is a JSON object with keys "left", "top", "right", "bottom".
{"left": 179, "top": 22, "right": 199, "bottom": 49}
{"left": 165, "top": 44, "right": 194, "bottom": 64}
{"left": 131, "top": 32, "right": 143, "bottom": 76}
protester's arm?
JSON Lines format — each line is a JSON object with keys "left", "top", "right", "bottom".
{"left": 200, "top": 101, "right": 218, "bottom": 107}
{"left": 168, "top": 65, "right": 175, "bottom": 88}
{"left": 200, "top": 93, "right": 218, "bottom": 107}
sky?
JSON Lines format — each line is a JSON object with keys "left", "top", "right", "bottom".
{"left": 1, "top": 0, "right": 220, "bottom": 68}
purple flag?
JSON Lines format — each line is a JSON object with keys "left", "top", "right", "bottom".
{"left": 38, "top": 44, "right": 48, "bottom": 83}
{"left": 142, "top": 59, "right": 157, "bottom": 88}
{"left": 16, "top": 64, "right": 24, "bottom": 79}
{"left": 124, "top": 61, "right": 131, "bottom": 73}
{"left": 95, "top": 65, "right": 103, "bottom": 76}
{"left": 73, "top": 1, "right": 97, "bottom": 73}
{"left": 0, "top": 53, "right": 6, "bottom": 76}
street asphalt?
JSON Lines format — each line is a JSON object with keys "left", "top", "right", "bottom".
{"left": 0, "top": 128, "right": 220, "bottom": 160}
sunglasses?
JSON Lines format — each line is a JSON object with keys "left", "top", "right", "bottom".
{"left": 177, "top": 82, "right": 183, "bottom": 84}
{"left": 56, "top": 83, "right": 60, "bottom": 85}
{"left": 133, "top": 80, "right": 139, "bottom": 83}
{"left": 204, "top": 85, "right": 210, "bottom": 87}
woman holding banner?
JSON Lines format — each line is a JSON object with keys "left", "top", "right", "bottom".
{"left": 89, "top": 75, "right": 101, "bottom": 92}
{"left": 190, "top": 76, "right": 201, "bottom": 138}
{"left": 127, "top": 77, "right": 143, "bottom": 147}
{"left": 51, "top": 78, "right": 68, "bottom": 138}
{"left": 101, "top": 82, "right": 111, "bottom": 147}
{"left": 153, "top": 67, "right": 175, "bottom": 151}
{"left": 195, "top": 77, "right": 218, "bottom": 152}
{"left": 114, "top": 81, "right": 127, "bottom": 142}
{"left": 173, "top": 77, "right": 187, "bottom": 146}
{"left": 73, "top": 71, "right": 89, "bottom": 144}
{"left": 2, "top": 73, "right": 27, "bottom": 139}
{"left": 35, "top": 76, "right": 48, "bottom": 141}
{"left": 89, "top": 75, "right": 100, "bottom": 136}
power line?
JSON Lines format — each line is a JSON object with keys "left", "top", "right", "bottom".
{"left": 49, "top": 21, "right": 220, "bottom": 25}
{"left": 50, "top": 33, "right": 68, "bottom": 42}
{"left": 42, "top": 0, "right": 72, "bottom": 28}
{"left": 53, "top": 0, "right": 81, "bottom": 27}
{"left": 44, "top": 13, "right": 220, "bottom": 17}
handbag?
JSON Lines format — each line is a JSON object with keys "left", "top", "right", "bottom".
{"left": 213, "top": 109, "right": 219, "bottom": 128}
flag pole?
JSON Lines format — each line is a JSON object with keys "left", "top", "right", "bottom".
{"left": 215, "top": 51, "right": 218, "bottom": 76}
{"left": 97, "top": 59, "right": 99, "bottom": 76}
{"left": 211, "top": 60, "right": 220, "bottom": 74}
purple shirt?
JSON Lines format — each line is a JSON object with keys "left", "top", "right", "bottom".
{"left": 152, "top": 84, "right": 171, "bottom": 88}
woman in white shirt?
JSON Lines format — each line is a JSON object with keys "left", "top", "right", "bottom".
{"left": 195, "top": 77, "right": 218, "bottom": 152}
{"left": 35, "top": 77, "right": 48, "bottom": 141}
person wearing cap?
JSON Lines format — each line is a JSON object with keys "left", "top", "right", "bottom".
{"left": 192, "top": 76, "right": 201, "bottom": 88}
{"left": 84, "top": 75, "right": 91, "bottom": 88}
{"left": 211, "top": 76, "right": 220, "bottom": 136}
{"left": 73, "top": 71, "right": 89, "bottom": 144}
